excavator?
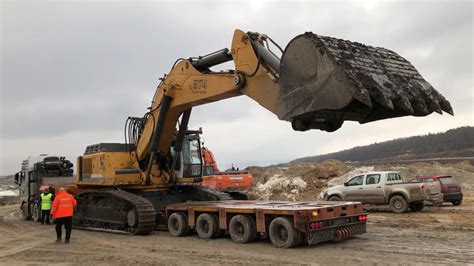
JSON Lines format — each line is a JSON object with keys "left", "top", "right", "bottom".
{"left": 200, "top": 145, "right": 253, "bottom": 192}
{"left": 72, "top": 29, "right": 452, "bottom": 243}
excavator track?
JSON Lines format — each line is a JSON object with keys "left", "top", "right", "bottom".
{"left": 73, "top": 190, "right": 156, "bottom": 235}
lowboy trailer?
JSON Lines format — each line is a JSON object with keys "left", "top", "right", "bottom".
{"left": 166, "top": 200, "right": 368, "bottom": 248}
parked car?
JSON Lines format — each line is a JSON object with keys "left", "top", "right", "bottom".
{"left": 323, "top": 171, "right": 434, "bottom": 213}
{"left": 410, "top": 175, "right": 463, "bottom": 206}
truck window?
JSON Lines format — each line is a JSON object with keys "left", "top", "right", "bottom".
{"left": 365, "top": 174, "right": 380, "bottom": 185}
{"left": 387, "top": 173, "right": 402, "bottom": 183}
{"left": 347, "top": 175, "right": 364, "bottom": 186}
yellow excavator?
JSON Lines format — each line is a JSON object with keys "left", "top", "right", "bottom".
{"left": 72, "top": 29, "right": 452, "bottom": 236}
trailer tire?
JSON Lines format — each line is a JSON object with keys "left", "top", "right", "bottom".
{"left": 269, "top": 217, "right": 299, "bottom": 248}
{"left": 389, "top": 195, "right": 408, "bottom": 213}
{"left": 229, "top": 215, "right": 257, "bottom": 244}
{"left": 196, "top": 213, "right": 220, "bottom": 239}
{"left": 168, "top": 212, "right": 189, "bottom": 237}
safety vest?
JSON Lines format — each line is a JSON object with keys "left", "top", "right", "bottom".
{"left": 40, "top": 193, "right": 52, "bottom": 210}
{"left": 51, "top": 192, "right": 77, "bottom": 219}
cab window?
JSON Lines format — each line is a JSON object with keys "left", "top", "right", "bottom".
{"left": 365, "top": 174, "right": 380, "bottom": 185}
{"left": 387, "top": 173, "right": 402, "bottom": 182}
{"left": 346, "top": 175, "right": 364, "bottom": 186}
{"left": 182, "top": 138, "right": 202, "bottom": 177}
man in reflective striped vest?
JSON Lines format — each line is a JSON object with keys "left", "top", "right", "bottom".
{"left": 40, "top": 188, "right": 53, "bottom": 225}
{"left": 50, "top": 187, "right": 77, "bottom": 244}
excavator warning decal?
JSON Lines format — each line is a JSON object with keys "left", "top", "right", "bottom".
{"left": 192, "top": 80, "right": 207, "bottom": 94}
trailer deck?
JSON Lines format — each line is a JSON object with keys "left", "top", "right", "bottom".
{"left": 166, "top": 200, "right": 368, "bottom": 247}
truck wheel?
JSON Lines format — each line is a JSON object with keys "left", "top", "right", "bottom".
{"left": 409, "top": 202, "right": 424, "bottom": 212}
{"left": 389, "top": 196, "right": 408, "bottom": 213}
{"left": 32, "top": 203, "right": 41, "bottom": 222}
{"left": 21, "top": 203, "right": 31, "bottom": 221}
{"left": 452, "top": 200, "right": 462, "bottom": 206}
{"left": 269, "top": 217, "right": 299, "bottom": 248}
{"left": 229, "top": 215, "right": 257, "bottom": 244}
{"left": 328, "top": 196, "right": 341, "bottom": 201}
{"left": 196, "top": 213, "right": 220, "bottom": 239}
{"left": 168, "top": 212, "right": 189, "bottom": 237}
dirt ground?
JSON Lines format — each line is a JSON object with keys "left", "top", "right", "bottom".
{"left": 0, "top": 198, "right": 473, "bottom": 265}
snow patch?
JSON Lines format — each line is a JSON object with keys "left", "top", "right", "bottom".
{"left": 255, "top": 174, "right": 307, "bottom": 200}
{"left": 0, "top": 190, "right": 19, "bottom": 196}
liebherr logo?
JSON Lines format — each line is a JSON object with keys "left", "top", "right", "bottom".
{"left": 192, "top": 80, "right": 207, "bottom": 94}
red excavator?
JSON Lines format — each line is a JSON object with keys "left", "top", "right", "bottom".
{"left": 201, "top": 146, "right": 253, "bottom": 191}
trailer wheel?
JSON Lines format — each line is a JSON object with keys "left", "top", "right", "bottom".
{"left": 168, "top": 212, "right": 189, "bottom": 237}
{"left": 229, "top": 215, "right": 257, "bottom": 244}
{"left": 269, "top": 217, "right": 299, "bottom": 248}
{"left": 389, "top": 195, "right": 408, "bottom": 213}
{"left": 196, "top": 213, "right": 220, "bottom": 239}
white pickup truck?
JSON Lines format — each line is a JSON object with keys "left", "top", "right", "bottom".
{"left": 323, "top": 171, "right": 442, "bottom": 213}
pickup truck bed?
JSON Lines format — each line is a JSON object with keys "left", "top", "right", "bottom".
{"left": 166, "top": 200, "right": 367, "bottom": 248}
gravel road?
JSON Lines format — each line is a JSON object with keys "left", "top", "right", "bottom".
{"left": 1, "top": 197, "right": 473, "bottom": 265}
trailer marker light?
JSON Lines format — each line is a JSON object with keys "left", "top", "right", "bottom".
{"left": 311, "top": 210, "right": 318, "bottom": 217}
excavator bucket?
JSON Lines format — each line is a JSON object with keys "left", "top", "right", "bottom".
{"left": 277, "top": 32, "right": 453, "bottom": 132}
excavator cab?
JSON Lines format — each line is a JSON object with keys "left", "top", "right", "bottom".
{"left": 170, "top": 130, "right": 204, "bottom": 184}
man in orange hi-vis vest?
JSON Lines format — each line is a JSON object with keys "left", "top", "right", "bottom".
{"left": 50, "top": 187, "right": 77, "bottom": 244}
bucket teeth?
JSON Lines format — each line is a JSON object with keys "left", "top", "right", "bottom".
{"left": 354, "top": 88, "right": 372, "bottom": 108}
{"left": 439, "top": 98, "right": 454, "bottom": 115}
{"left": 373, "top": 94, "right": 394, "bottom": 111}
{"left": 394, "top": 96, "right": 414, "bottom": 114}
{"left": 277, "top": 32, "right": 454, "bottom": 131}
{"left": 412, "top": 98, "right": 430, "bottom": 115}
{"left": 427, "top": 99, "right": 443, "bottom": 115}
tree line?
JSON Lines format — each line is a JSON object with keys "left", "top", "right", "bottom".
{"left": 292, "top": 126, "right": 474, "bottom": 163}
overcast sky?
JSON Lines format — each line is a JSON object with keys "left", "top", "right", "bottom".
{"left": 1, "top": 0, "right": 473, "bottom": 175}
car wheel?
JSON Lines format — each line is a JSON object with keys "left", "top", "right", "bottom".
{"left": 389, "top": 196, "right": 409, "bottom": 213}
{"left": 452, "top": 200, "right": 462, "bottom": 206}
{"left": 328, "top": 196, "right": 341, "bottom": 201}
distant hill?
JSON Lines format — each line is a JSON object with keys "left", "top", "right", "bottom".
{"left": 292, "top": 126, "right": 474, "bottom": 164}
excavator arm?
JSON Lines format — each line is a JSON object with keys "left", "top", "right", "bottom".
{"left": 126, "top": 28, "right": 452, "bottom": 186}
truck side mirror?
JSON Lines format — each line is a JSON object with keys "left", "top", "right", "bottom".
{"left": 14, "top": 172, "right": 20, "bottom": 185}
{"left": 343, "top": 181, "right": 348, "bottom": 186}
